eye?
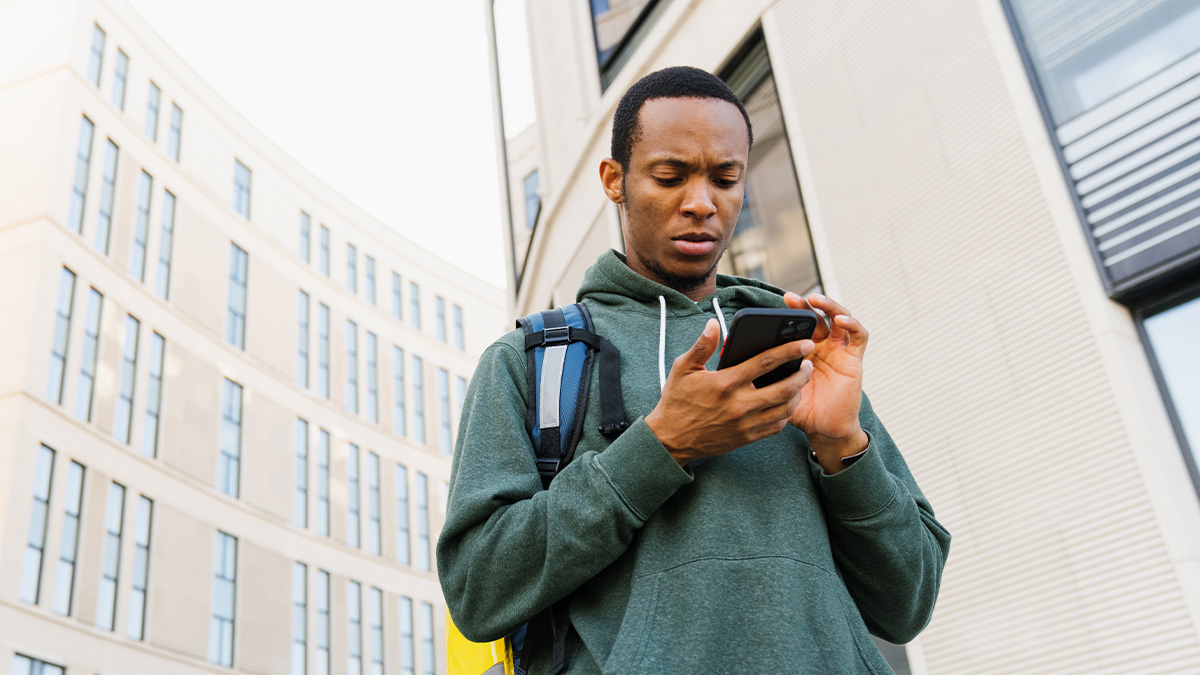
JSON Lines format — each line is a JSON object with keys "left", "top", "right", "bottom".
{"left": 714, "top": 177, "right": 740, "bottom": 187}
{"left": 652, "top": 176, "right": 683, "bottom": 187}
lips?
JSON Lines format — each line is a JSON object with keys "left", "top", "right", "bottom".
{"left": 672, "top": 232, "right": 717, "bottom": 257}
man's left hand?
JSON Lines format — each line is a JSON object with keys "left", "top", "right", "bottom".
{"left": 784, "top": 292, "right": 870, "bottom": 474}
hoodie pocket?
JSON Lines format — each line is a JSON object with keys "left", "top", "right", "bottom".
{"left": 602, "top": 556, "right": 891, "bottom": 675}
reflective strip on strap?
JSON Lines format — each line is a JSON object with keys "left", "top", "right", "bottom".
{"left": 539, "top": 344, "right": 567, "bottom": 430}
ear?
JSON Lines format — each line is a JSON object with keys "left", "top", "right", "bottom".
{"left": 599, "top": 158, "right": 624, "bottom": 204}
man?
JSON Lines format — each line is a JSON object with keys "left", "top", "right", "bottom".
{"left": 439, "top": 66, "right": 950, "bottom": 674}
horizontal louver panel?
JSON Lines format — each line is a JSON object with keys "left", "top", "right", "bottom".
{"left": 1057, "top": 51, "right": 1200, "bottom": 291}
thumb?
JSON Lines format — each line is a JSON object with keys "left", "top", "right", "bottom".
{"left": 674, "top": 319, "right": 720, "bottom": 372}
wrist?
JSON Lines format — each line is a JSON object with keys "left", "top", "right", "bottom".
{"left": 809, "top": 428, "right": 869, "bottom": 475}
{"left": 644, "top": 410, "right": 693, "bottom": 467}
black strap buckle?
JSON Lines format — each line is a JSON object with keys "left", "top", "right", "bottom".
{"left": 598, "top": 421, "right": 629, "bottom": 437}
{"left": 535, "top": 457, "right": 562, "bottom": 478}
{"left": 543, "top": 326, "right": 570, "bottom": 345}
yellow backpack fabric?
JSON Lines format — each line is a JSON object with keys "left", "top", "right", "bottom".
{"left": 446, "top": 610, "right": 514, "bottom": 675}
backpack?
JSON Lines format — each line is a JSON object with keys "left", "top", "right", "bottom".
{"left": 446, "top": 302, "right": 627, "bottom": 675}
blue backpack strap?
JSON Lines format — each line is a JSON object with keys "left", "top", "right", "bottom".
{"left": 514, "top": 302, "right": 626, "bottom": 675}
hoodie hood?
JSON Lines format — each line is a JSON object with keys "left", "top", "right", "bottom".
{"left": 576, "top": 249, "right": 789, "bottom": 317}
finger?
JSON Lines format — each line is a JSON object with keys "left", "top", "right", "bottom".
{"left": 747, "top": 355, "right": 813, "bottom": 409}
{"left": 729, "top": 339, "right": 814, "bottom": 386}
{"left": 832, "top": 314, "right": 869, "bottom": 356}
{"left": 787, "top": 292, "right": 830, "bottom": 341}
{"left": 807, "top": 293, "right": 854, "bottom": 343}
{"left": 672, "top": 319, "right": 721, "bottom": 373}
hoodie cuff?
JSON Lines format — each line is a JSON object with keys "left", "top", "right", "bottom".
{"left": 594, "top": 418, "right": 693, "bottom": 522}
{"left": 812, "top": 440, "right": 899, "bottom": 520}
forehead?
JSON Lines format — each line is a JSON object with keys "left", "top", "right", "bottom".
{"left": 632, "top": 97, "right": 749, "bottom": 163}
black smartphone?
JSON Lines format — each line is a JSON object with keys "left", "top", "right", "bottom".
{"left": 716, "top": 308, "right": 819, "bottom": 388}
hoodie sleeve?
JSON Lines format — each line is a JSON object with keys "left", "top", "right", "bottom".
{"left": 808, "top": 394, "right": 951, "bottom": 644}
{"left": 437, "top": 339, "right": 693, "bottom": 643}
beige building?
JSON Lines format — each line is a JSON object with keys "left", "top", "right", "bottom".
{"left": 487, "top": 0, "right": 1200, "bottom": 672}
{"left": 0, "top": 0, "right": 507, "bottom": 674}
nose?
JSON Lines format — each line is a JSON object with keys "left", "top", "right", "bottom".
{"left": 680, "top": 178, "right": 716, "bottom": 220}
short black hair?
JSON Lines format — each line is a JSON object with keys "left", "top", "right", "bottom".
{"left": 611, "top": 65, "right": 753, "bottom": 172}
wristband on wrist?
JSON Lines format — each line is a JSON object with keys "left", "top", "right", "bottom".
{"left": 810, "top": 430, "right": 872, "bottom": 466}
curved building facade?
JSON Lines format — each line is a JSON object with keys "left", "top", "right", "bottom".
{"left": 0, "top": 1, "right": 507, "bottom": 674}
{"left": 487, "top": 0, "right": 1200, "bottom": 672}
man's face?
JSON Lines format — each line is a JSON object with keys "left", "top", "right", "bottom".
{"left": 603, "top": 97, "right": 749, "bottom": 299}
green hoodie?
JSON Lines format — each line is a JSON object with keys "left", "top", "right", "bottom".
{"left": 438, "top": 250, "right": 950, "bottom": 674}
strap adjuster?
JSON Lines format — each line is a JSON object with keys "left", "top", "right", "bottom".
{"left": 598, "top": 421, "right": 629, "bottom": 437}
{"left": 535, "top": 457, "right": 562, "bottom": 478}
{"left": 543, "top": 326, "right": 570, "bottom": 345}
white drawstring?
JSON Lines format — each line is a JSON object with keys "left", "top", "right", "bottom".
{"left": 658, "top": 295, "right": 729, "bottom": 392}
{"left": 658, "top": 296, "right": 667, "bottom": 391}
{"left": 712, "top": 297, "right": 728, "bottom": 342}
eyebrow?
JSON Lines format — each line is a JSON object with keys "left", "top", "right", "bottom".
{"left": 646, "top": 157, "right": 744, "bottom": 170}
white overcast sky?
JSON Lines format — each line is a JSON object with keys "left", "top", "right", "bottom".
{"left": 126, "top": 0, "right": 527, "bottom": 289}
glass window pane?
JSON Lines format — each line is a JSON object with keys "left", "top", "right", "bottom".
{"left": 1145, "top": 294, "right": 1200, "bottom": 456}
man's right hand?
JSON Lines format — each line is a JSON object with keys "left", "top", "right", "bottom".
{"left": 644, "top": 319, "right": 815, "bottom": 467}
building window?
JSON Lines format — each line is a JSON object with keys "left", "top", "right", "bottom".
{"left": 366, "top": 331, "right": 379, "bottom": 424}
{"left": 112, "top": 49, "right": 129, "bottom": 109}
{"left": 409, "top": 282, "right": 421, "bottom": 329}
{"left": 347, "top": 243, "right": 358, "bottom": 294}
{"left": 145, "top": 81, "right": 160, "bottom": 140}
{"left": 316, "top": 570, "right": 331, "bottom": 675}
{"left": 347, "top": 443, "right": 361, "bottom": 548}
{"left": 453, "top": 305, "right": 464, "bottom": 351}
{"left": 716, "top": 34, "right": 821, "bottom": 295}
{"left": 366, "top": 452, "right": 382, "bottom": 555}
{"left": 46, "top": 267, "right": 76, "bottom": 405}
{"left": 53, "top": 460, "right": 86, "bottom": 616}
{"left": 127, "top": 495, "right": 153, "bottom": 640}
{"left": 399, "top": 597, "right": 415, "bottom": 675}
{"left": 412, "top": 356, "right": 425, "bottom": 444}
{"left": 437, "top": 368, "right": 451, "bottom": 455}
{"left": 392, "top": 273, "right": 403, "bottom": 320}
{"left": 219, "top": 378, "right": 243, "bottom": 498}
{"left": 155, "top": 189, "right": 176, "bottom": 300}
{"left": 94, "top": 138, "right": 119, "bottom": 254}
{"left": 11, "top": 654, "right": 64, "bottom": 675}
{"left": 88, "top": 23, "right": 105, "bottom": 86}
{"left": 455, "top": 376, "right": 467, "bottom": 416}
{"left": 588, "top": 0, "right": 664, "bottom": 89}
{"left": 347, "top": 580, "right": 363, "bottom": 675}
{"left": 1005, "top": 0, "right": 1200, "bottom": 297}
{"left": 75, "top": 287, "right": 103, "bottom": 422}
{"left": 319, "top": 225, "right": 330, "bottom": 277}
{"left": 435, "top": 296, "right": 446, "bottom": 343}
{"left": 392, "top": 347, "right": 406, "bottom": 437}
{"left": 142, "top": 332, "right": 165, "bottom": 458}
{"left": 233, "top": 159, "right": 251, "bottom": 219}
{"left": 300, "top": 211, "right": 311, "bottom": 263}
{"left": 369, "top": 587, "right": 385, "bottom": 675}
{"left": 415, "top": 472, "right": 430, "bottom": 572}
{"left": 97, "top": 481, "right": 126, "bottom": 631}
{"left": 365, "top": 256, "right": 377, "bottom": 305}
{"left": 227, "top": 243, "right": 249, "bottom": 349}
{"left": 210, "top": 531, "right": 238, "bottom": 667}
{"left": 68, "top": 115, "right": 94, "bottom": 234}
{"left": 130, "top": 170, "right": 153, "bottom": 281}
{"left": 346, "top": 321, "right": 359, "bottom": 414}
{"left": 298, "top": 291, "right": 310, "bottom": 387}
{"left": 1144, "top": 292, "right": 1200, "bottom": 485}
{"left": 317, "top": 429, "right": 331, "bottom": 536}
{"left": 318, "top": 303, "right": 330, "bottom": 399}
{"left": 20, "top": 445, "right": 55, "bottom": 604}
{"left": 523, "top": 170, "right": 541, "bottom": 230}
{"left": 419, "top": 601, "right": 435, "bottom": 675}
{"left": 292, "top": 562, "right": 307, "bottom": 675}
{"left": 295, "top": 418, "right": 309, "bottom": 528}
{"left": 113, "top": 314, "right": 140, "bottom": 444}
{"left": 168, "top": 103, "right": 183, "bottom": 161}
{"left": 394, "top": 464, "right": 410, "bottom": 565}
